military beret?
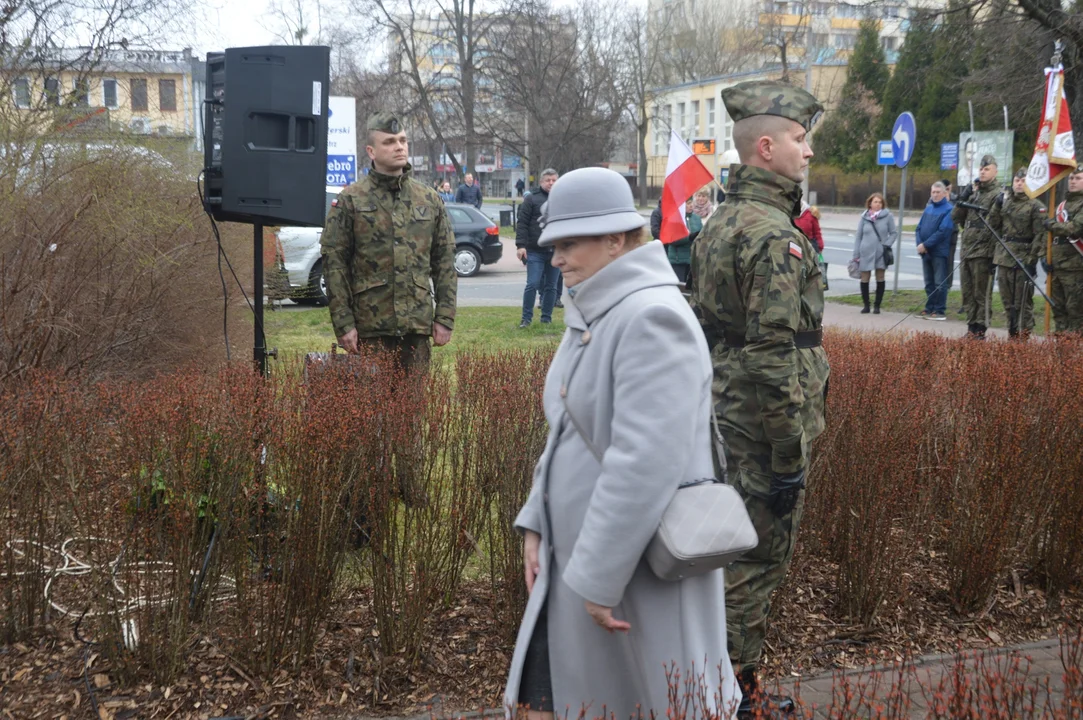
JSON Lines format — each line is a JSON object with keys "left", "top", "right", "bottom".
{"left": 980, "top": 154, "right": 998, "bottom": 168}
{"left": 1073, "top": 164, "right": 1083, "bottom": 175}
{"left": 366, "top": 111, "right": 402, "bottom": 134}
{"left": 721, "top": 81, "right": 823, "bottom": 131}
{"left": 1015, "top": 168, "right": 1027, "bottom": 179}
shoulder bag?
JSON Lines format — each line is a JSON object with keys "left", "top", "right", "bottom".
{"left": 554, "top": 311, "right": 757, "bottom": 582}
{"left": 867, "top": 216, "right": 894, "bottom": 267}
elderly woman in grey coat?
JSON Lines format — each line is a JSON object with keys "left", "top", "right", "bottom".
{"left": 852, "top": 192, "right": 898, "bottom": 313}
{"left": 503, "top": 167, "right": 740, "bottom": 720}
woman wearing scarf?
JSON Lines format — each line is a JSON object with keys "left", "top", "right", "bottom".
{"left": 852, "top": 192, "right": 898, "bottom": 313}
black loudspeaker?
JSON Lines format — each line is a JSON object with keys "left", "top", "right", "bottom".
{"left": 203, "top": 46, "right": 331, "bottom": 227}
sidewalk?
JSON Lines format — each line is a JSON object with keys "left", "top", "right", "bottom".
{"left": 777, "top": 636, "right": 1070, "bottom": 718}
{"left": 823, "top": 302, "right": 1009, "bottom": 339}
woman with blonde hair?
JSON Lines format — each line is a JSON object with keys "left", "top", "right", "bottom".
{"left": 852, "top": 192, "right": 898, "bottom": 313}
{"left": 503, "top": 167, "right": 739, "bottom": 720}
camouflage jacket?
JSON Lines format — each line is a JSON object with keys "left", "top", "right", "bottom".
{"left": 690, "top": 165, "right": 830, "bottom": 476}
{"left": 321, "top": 165, "right": 457, "bottom": 339}
{"left": 989, "top": 192, "right": 1045, "bottom": 268}
{"left": 951, "top": 178, "right": 1001, "bottom": 259}
{"left": 1046, "top": 190, "right": 1083, "bottom": 272}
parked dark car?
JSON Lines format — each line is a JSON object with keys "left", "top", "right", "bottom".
{"left": 445, "top": 203, "right": 503, "bottom": 277}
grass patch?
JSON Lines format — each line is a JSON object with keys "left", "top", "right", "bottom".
{"left": 264, "top": 305, "right": 564, "bottom": 358}
{"left": 828, "top": 289, "right": 1049, "bottom": 334}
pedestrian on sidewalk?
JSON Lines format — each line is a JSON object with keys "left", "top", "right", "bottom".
{"left": 504, "top": 166, "right": 740, "bottom": 720}
{"left": 438, "top": 181, "right": 454, "bottom": 203}
{"left": 455, "top": 172, "right": 483, "bottom": 208}
{"left": 515, "top": 168, "right": 561, "bottom": 327}
{"left": 915, "top": 182, "right": 954, "bottom": 320}
{"left": 666, "top": 198, "right": 701, "bottom": 284}
{"left": 796, "top": 203, "right": 826, "bottom": 290}
{"left": 852, "top": 192, "right": 898, "bottom": 314}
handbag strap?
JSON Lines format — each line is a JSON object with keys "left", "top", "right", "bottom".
{"left": 865, "top": 215, "right": 886, "bottom": 245}
{"left": 558, "top": 315, "right": 729, "bottom": 484}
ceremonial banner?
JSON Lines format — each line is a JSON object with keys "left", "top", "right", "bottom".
{"left": 660, "top": 131, "right": 713, "bottom": 245}
{"left": 1025, "top": 64, "right": 1076, "bottom": 198}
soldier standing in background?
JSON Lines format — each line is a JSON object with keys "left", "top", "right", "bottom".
{"left": 1043, "top": 165, "right": 1083, "bottom": 335}
{"left": 952, "top": 154, "right": 1001, "bottom": 339}
{"left": 321, "top": 111, "right": 458, "bottom": 369}
{"left": 988, "top": 169, "right": 1046, "bottom": 339}
{"left": 690, "top": 81, "right": 830, "bottom": 720}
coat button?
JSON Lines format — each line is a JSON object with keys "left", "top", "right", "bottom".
{"left": 581, "top": 330, "right": 591, "bottom": 344}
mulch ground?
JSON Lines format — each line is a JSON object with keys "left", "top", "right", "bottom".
{"left": 2, "top": 539, "right": 1081, "bottom": 720}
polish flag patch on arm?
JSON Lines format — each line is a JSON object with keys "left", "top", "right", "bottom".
{"left": 788, "top": 241, "right": 803, "bottom": 259}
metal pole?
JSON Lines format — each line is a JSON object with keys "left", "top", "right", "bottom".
{"left": 894, "top": 167, "right": 906, "bottom": 293}
{"left": 882, "top": 166, "right": 888, "bottom": 203}
{"left": 1003, "top": 105, "right": 1009, "bottom": 132}
{"left": 254, "top": 222, "right": 266, "bottom": 376}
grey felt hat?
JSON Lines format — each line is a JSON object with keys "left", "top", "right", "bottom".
{"left": 538, "top": 167, "right": 646, "bottom": 247}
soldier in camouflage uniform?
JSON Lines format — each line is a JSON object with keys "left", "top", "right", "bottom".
{"left": 321, "top": 111, "right": 458, "bottom": 369}
{"left": 1043, "top": 165, "right": 1083, "bottom": 334}
{"left": 690, "top": 81, "right": 830, "bottom": 719}
{"left": 951, "top": 154, "right": 1001, "bottom": 339}
{"left": 988, "top": 168, "right": 1045, "bottom": 338}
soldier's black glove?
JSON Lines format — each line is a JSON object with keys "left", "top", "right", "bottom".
{"left": 1041, "top": 258, "right": 1053, "bottom": 274}
{"left": 768, "top": 469, "right": 805, "bottom": 517}
{"left": 960, "top": 183, "right": 974, "bottom": 201}
{"left": 995, "top": 193, "right": 1005, "bottom": 208}
{"left": 1044, "top": 218, "right": 1056, "bottom": 230}
{"left": 1024, "top": 263, "right": 1037, "bottom": 278}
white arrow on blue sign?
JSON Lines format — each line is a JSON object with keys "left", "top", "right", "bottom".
{"left": 891, "top": 112, "right": 916, "bottom": 168}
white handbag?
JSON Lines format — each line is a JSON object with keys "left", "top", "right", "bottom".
{"left": 554, "top": 318, "right": 758, "bottom": 582}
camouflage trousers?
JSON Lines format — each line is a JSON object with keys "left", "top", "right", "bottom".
{"left": 1051, "top": 270, "right": 1083, "bottom": 335}
{"left": 723, "top": 438, "right": 808, "bottom": 676}
{"left": 997, "top": 265, "right": 1036, "bottom": 335}
{"left": 961, "top": 257, "right": 994, "bottom": 326}
{"left": 357, "top": 333, "right": 432, "bottom": 372}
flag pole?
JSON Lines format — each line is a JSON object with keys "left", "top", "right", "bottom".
{"left": 1046, "top": 185, "right": 1055, "bottom": 335}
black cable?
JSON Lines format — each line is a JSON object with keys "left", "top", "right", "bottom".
{"left": 198, "top": 170, "right": 232, "bottom": 362}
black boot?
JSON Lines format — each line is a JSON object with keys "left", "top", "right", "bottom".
{"left": 860, "top": 282, "right": 871, "bottom": 313}
{"left": 874, "top": 282, "right": 885, "bottom": 314}
{"left": 737, "top": 668, "right": 796, "bottom": 719}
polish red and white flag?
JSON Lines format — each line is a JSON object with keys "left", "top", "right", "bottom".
{"left": 1025, "top": 63, "right": 1076, "bottom": 198}
{"left": 660, "top": 131, "right": 714, "bottom": 244}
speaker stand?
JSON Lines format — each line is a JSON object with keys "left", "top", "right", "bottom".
{"left": 253, "top": 222, "right": 267, "bottom": 376}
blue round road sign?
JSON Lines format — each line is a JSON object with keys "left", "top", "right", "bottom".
{"left": 891, "top": 112, "right": 916, "bottom": 168}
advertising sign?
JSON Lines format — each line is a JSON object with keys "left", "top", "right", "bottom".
{"left": 326, "top": 96, "right": 357, "bottom": 187}
{"left": 940, "top": 142, "right": 959, "bottom": 171}
{"left": 957, "top": 131, "right": 1015, "bottom": 187}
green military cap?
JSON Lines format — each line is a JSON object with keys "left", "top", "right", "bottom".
{"left": 366, "top": 111, "right": 403, "bottom": 134}
{"left": 1015, "top": 168, "right": 1027, "bottom": 179}
{"left": 721, "top": 80, "right": 824, "bottom": 131}
{"left": 980, "top": 154, "right": 998, "bottom": 168}
{"left": 1073, "top": 164, "right": 1083, "bottom": 175}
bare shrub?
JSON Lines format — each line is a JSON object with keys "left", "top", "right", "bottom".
{"left": 0, "top": 139, "right": 250, "bottom": 381}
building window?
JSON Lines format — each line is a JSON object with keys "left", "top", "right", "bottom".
{"left": 834, "top": 34, "right": 856, "bottom": 49}
{"left": 13, "top": 78, "right": 30, "bottom": 108}
{"left": 722, "top": 110, "right": 733, "bottom": 152}
{"left": 653, "top": 105, "right": 662, "bottom": 155}
{"left": 663, "top": 104, "right": 672, "bottom": 149}
{"left": 690, "top": 100, "right": 700, "bottom": 138}
{"left": 159, "top": 79, "right": 176, "bottom": 112}
{"left": 44, "top": 77, "right": 60, "bottom": 106}
{"left": 677, "top": 102, "right": 685, "bottom": 138}
{"left": 881, "top": 36, "right": 898, "bottom": 51}
{"left": 131, "top": 79, "right": 148, "bottom": 111}
{"left": 72, "top": 78, "right": 90, "bottom": 107}
{"left": 706, "top": 98, "right": 715, "bottom": 139}
{"left": 103, "top": 79, "right": 118, "bottom": 108}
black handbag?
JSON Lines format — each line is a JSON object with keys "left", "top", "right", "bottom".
{"left": 867, "top": 216, "right": 894, "bottom": 267}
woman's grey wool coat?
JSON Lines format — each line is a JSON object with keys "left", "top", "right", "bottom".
{"left": 853, "top": 211, "right": 899, "bottom": 272}
{"left": 503, "top": 241, "right": 740, "bottom": 720}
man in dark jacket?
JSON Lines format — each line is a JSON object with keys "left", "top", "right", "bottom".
{"left": 650, "top": 199, "right": 663, "bottom": 240}
{"left": 455, "top": 173, "right": 483, "bottom": 208}
{"left": 916, "top": 182, "right": 955, "bottom": 320}
{"left": 515, "top": 168, "right": 560, "bottom": 327}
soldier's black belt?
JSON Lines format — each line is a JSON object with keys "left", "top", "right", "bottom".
{"left": 1053, "top": 238, "right": 1079, "bottom": 245}
{"left": 1005, "top": 236, "right": 1032, "bottom": 243}
{"left": 723, "top": 328, "right": 823, "bottom": 349}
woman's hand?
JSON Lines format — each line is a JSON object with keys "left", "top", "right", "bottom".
{"left": 585, "top": 601, "right": 631, "bottom": 633}
{"left": 523, "top": 530, "right": 541, "bottom": 594}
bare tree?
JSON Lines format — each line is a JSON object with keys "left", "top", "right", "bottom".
{"left": 352, "top": 0, "right": 502, "bottom": 177}
{"left": 760, "top": 0, "right": 811, "bottom": 81}
{"left": 260, "top": 0, "right": 329, "bottom": 44}
{"left": 617, "top": 3, "right": 672, "bottom": 206}
{"left": 483, "top": 0, "right": 625, "bottom": 173}
{"left": 660, "top": 0, "right": 763, "bottom": 84}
